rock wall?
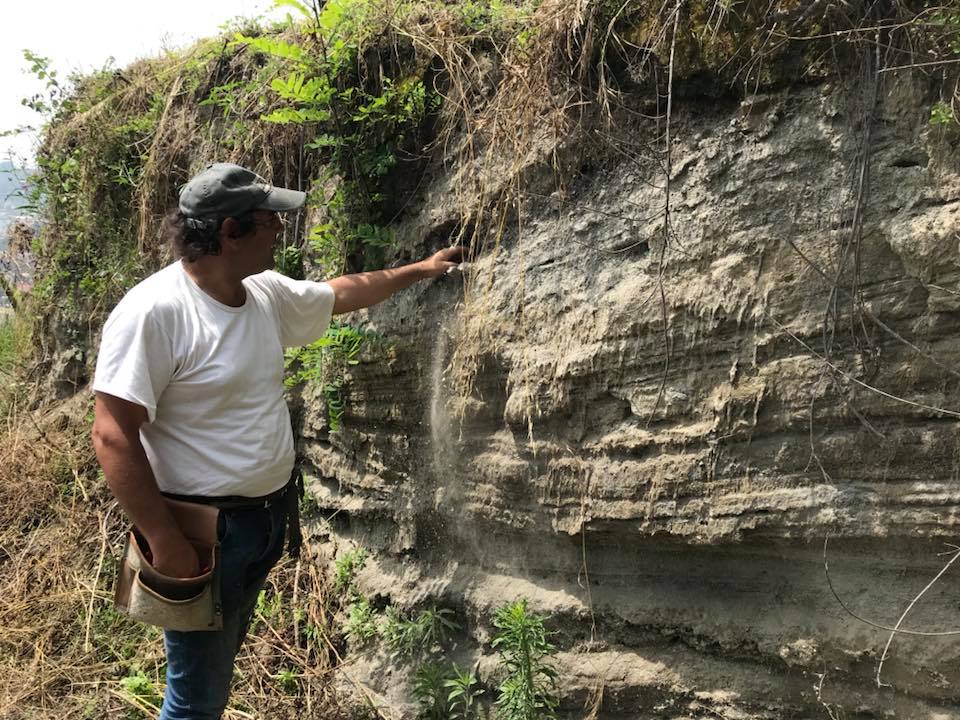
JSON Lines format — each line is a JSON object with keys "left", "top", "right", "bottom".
{"left": 300, "top": 74, "right": 960, "bottom": 718}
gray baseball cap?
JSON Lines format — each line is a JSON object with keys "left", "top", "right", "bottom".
{"left": 178, "top": 163, "right": 306, "bottom": 218}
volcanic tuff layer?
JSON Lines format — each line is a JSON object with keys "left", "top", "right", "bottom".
{"left": 300, "top": 74, "right": 960, "bottom": 718}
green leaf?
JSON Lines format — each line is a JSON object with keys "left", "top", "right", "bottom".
{"left": 262, "top": 107, "right": 331, "bottom": 124}
{"left": 272, "top": 0, "right": 315, "bottom": 20}
{"left": 931, "top": 101, "right": 956, "bottom": 127}
{"left": 232, "top": 33, "right": 309, "bottom": 64}
{"left": 306, "top": 133, "right": 341, "bottom": 150}
{"left": 271, "top": 73, "right": 335, "bottom": 105}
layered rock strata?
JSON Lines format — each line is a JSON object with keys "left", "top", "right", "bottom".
{"left": 300, "top": 76, "right": 960, "bottom": 718}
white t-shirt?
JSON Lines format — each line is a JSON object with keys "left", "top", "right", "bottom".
{"left": 93, "top": 261, "right": 335, "bottom": 497}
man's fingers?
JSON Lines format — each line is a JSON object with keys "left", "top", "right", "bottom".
{"left": 439, "top": 246, "right": 465, "bottom": 261}
{"left": 425, "top": 247, "right": 467, "bottom": 278}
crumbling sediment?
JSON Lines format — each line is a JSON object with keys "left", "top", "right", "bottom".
{"left": 301, "top": 75, "right": 960, "bottom": 718}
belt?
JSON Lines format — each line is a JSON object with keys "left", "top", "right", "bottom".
{"left": 161, "top": 468, "right": 305, "bottom": 558}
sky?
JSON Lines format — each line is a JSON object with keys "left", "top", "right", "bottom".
{"left": 1, "top": 0, "right": 289, "bottom": 164}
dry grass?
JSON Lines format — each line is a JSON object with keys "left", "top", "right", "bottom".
{"left": 0, "top": 393, "right": 370, "bottom": 719}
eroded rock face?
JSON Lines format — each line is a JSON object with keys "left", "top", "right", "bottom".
{"left": 299, "top": 77, "right": 960, "bottom": 718}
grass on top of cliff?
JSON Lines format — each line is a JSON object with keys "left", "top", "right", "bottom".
{"left": 14, "top": 0, "right": 959, "bottom": 424}
{"left": 0, "top": 395, "right": 375, "bottom": 719}
{"left": 23, "top": 0, "right": 959, "bottom": 361}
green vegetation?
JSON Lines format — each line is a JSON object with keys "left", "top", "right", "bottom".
{"left": 412, "top": 662, "right": 454, "bottom": 720}
{"left": 275, "top": 667, "right": 302, "bottom": 694}
{"left": 13, "top": 0, "right": 958, "bottom": 394}
{"left": 492, "top": 599, "right": 558, "bottom": 720}
{"left": 334, "top": 546, "right": 376, "bottom": 648}
{"left": 119, "top": 669, "right": 163, "bottom": 717}
{"left": 6, "top": 1, "right": 960, "bottom": 717}
{"left": 931, "top": 100, "right": 956, "bottom": 126}
{"left": 382, "top": 605, "right": 458, "bottom": 659}
{"left": 333, "top": 546, "right": 368, "bottom": 594}
{"left": 410, "top": 661, "right": 483, "bottom": 720}
{"left": 0, "top": 312, "right": 28, "bottom": 379}
{"left": 200, "top": 0, "right": 444, "bottom": 277}
{"left": 20, "top": 50, "right": 65, "bottom": 117}
{"left": 329, "top": 543, "right": 479, "bottom": 718}
{"left": 256, "top": 585, "right": 287, "bottom": 623}
{"left": 345, "top": 596, "right": 379, "bottom": 643}
{"left": 444, "top": 664, "right": 484, "bottom": 720}
{"left": 88, "top": 597, "right": 163, "bottom": 664}
{"left": 285, "top": 322, "right": 376, "bottom": 430}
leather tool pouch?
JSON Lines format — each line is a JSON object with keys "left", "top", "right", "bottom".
{"left": 113, "top": 499, "right": 223, "bottom": 632}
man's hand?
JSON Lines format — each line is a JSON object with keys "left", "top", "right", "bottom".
{"left": 150, "top": 530, "right": 202, "bottom": 578}
{"left": 93, "top": 392, "right": 203, "bottom": 578}
{"left": 418, "top": 246, "right": 465, "bottom": 279}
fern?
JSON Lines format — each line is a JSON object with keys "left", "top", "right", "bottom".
{"left": 270, "top": 74, "right": 335, "bottom": 104}
{"left": 262, "top": 107, "right": 331, "bottom": 124}
{"left": 284, "top": 323, "right": 375, "bottom": 429}
{"left": 231, "top": 34, "right": 309, "bottom": 64}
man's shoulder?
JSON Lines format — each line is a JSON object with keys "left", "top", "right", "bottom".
{"left": 111, "top": 262, "right": 189, "bottom": 323}
{"left": 246, "top": 270, "right": 333, "bottom": 297}
{"left": 245, "top": 269, "right": 295, "bottom": 292}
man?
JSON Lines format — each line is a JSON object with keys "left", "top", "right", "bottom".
{"left": 91, "top": 163, "right": 461, "bottom": 719}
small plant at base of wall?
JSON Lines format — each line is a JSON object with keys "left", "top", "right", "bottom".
{"left": 333, "top": 546, "right": 368, "bottom": 596}
{"left": 381, "top": 605, "right": 459, "bottom": 660}
{"left": 444, "top": 663, "right": 484, "bottom": 720}
{"left": 346, "top": 596, "right": 379, "bottom": 643}
{"left": 492, "top": 599, "right": 559, "bottom": 720}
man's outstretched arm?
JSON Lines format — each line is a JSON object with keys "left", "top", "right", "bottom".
{"left": 92, "top": 392, "right": 200, "bottom": 578}
{"left": 328, "top": 247, "right": 463, "bottom": 315}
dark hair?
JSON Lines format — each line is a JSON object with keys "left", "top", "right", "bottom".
{"left": 163, "top": 209, "right": 257, "bottom": 262}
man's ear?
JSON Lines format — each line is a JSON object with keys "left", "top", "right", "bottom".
{"left": 221, "top": 217, "right": 240, "bottom": 239}
{"left": 219, "top": 218, "right": 243, "bottom": 254}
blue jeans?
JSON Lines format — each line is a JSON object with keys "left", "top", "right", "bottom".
{"left": 158, "top": 502, "right": 287, "bottom": 720}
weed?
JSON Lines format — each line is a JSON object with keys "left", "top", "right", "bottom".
{"left": 412, "top": 662, "right": 451, "bottom": 720}
{"left": 120, "top": 669, "right": 163, "bottom": 717}
{"left": 931, "top": 5, "right": 960, "bottom": 55}
{"left": 346, "top": 596, "right": 379, "bottom": 643}
{"left": 382, "top": 605, "right": 459, "bottom": 659}
{"left": 444, "top": 664, "right": 484, "bottom": 720}
{"left": 0, "top": 314, "right": 20, "bottom": 376}
{"left": 252, "top": 586, "right": 287, "bottom": 632}
{"left": 931, "top": 101, "right": 956, "bottom": 126}
{"left": 274, "top": 243, "right": 305, "bottom": 279}
{"left": 229, "top": 0, "right": 441, "bottom": 273}
{"left": 333, "top": 547, "right": 368, "bottom": 594}
{"left": 492, "top": 599, "right": 559, "bottom": 720}
{"left": 411, "top": 661, "right": 483, "bottom": 720}
{"left": 300, "top": 481, "right": 321, "bottom": 514}
{"left": 275, "top": 667, "right": 301, "bottom": 694}
{"left": 20, "top": 50, "right": 65, "bottom": 116}
{"left": 90, "top": 593, "right": 162, "bottom": 664}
